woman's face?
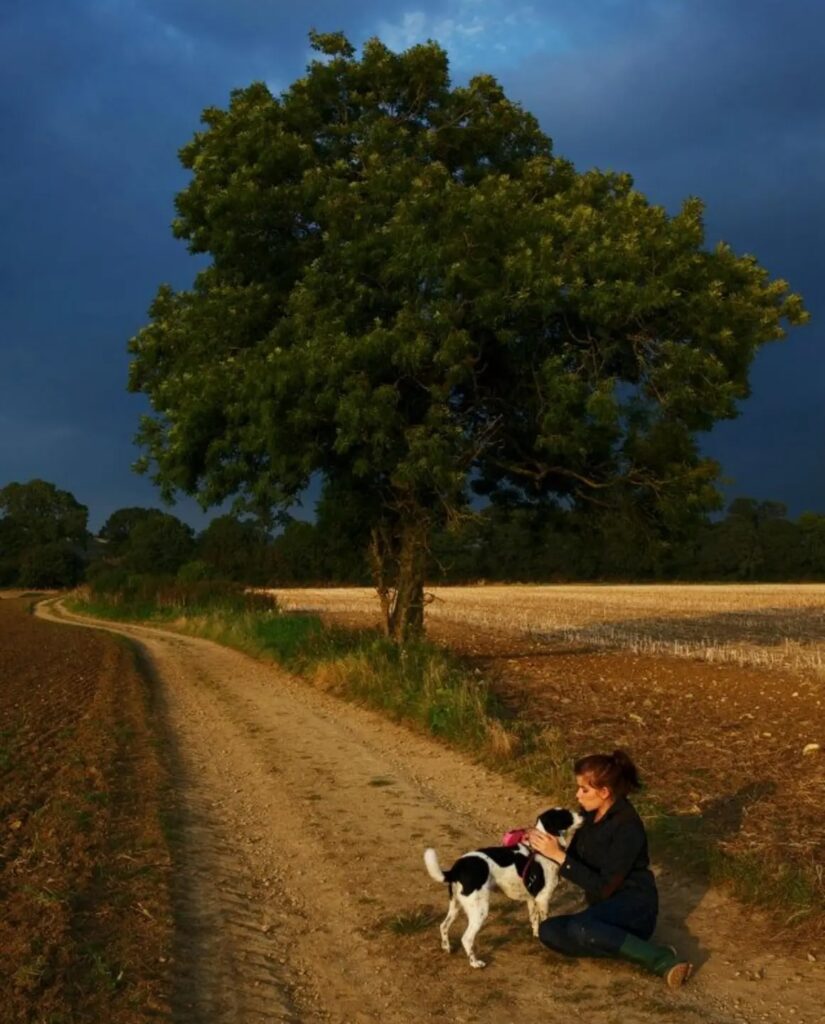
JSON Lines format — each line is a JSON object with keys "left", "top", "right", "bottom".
{"left": 575, "top": 774, "right": 613, "bottom": 814}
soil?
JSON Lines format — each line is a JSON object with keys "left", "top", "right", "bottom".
{"left": 439, "top": 621, "right": 824, "bottom": 875}
{"left": 0, "top": 594, "right": 172, "bottom": 1022}
{"left": 32, "top": 598, "right": 825, "bottom": 1024}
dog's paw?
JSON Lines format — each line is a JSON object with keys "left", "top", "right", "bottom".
{"left": 469, "top": 957, "right": 486, "bottom": 969}
{"left": 441, "top": 940, "right": 451, "bottom": 953}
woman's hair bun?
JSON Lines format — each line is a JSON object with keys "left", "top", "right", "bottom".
{"left": 575, "top": 748, "right": 641, "bottom": 796}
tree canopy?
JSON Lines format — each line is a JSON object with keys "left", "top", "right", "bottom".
{"left": 0, "top": 479, "right": 89, "bottom": 586}
{"left": 122, "top": 512, "right": 195, "bottom": 575}
{"left": 0, "top": 479, "right": 88, "bottom": 547}
{"left": 129, "top": 31, "right": 808, "bottom": 639}
{"left": 197, "top": 513, "right": 272, "bottom": 582}
{"left": 99, "top": 506, "right": 166, "bottom": 554}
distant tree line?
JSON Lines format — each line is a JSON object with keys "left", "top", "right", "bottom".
{"left": 3, "top": 479, "right": 825, "bottom": 589}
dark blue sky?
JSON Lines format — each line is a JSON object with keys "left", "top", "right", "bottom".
{"left": 1, "top": 0, "right": 822, "bottom": 532}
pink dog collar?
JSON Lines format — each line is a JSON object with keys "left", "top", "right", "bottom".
{"left": 502, "top": 828, "right": 528, "bottom": 847}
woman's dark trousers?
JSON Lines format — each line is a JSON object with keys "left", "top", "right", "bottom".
{"left": 539, "top": 896, "right": 679, "bottom": 976}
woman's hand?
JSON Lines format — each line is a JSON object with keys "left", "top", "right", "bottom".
{"left": 525, "top": 828, "right": 565, "bottom": 864}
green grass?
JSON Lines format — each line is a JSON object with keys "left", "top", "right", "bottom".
{"left": 382, "top": 906, "right": 442, "bottom": 935}
{"left": 67, "top": 597, "right": 176, "bottom": 623}
{"left": 74, "top": 589, "right": 507, "bottom": 753}
{"left": 644, "top": 805, "right": 820, "bottom": 925}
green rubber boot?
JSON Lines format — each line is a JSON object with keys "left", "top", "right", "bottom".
{"left": 618, "top": 935, "right": 694, "bottom": 987}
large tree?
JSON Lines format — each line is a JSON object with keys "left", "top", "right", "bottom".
{"left": 0, "top": 479, "right": 88, "bottom": 547}
{"left": 0, "top": 479, "right": 89, "bottom": 587}
{"left": 99, "top": 506, "right": 166, "bottom": 554}
{"left": 197, "top": 513, "right": 272, "bottom": 582}
{"left": 129, "top": 32, "right": 808, "bottom": 641}
{"left": 123, "top": 512, "right": 195, "bottom": 575}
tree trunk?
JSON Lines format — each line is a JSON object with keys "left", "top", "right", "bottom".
{"left": 369, "top": 516, "right": 428, "bottom": 643}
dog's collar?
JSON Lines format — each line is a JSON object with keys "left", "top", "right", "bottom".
{"left": 519, "top": 848, "right": 537, "bottom": 881}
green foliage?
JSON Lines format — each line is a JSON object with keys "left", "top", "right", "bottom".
{"left": 255, "top": 496, "right": 825, "bottom": 585}
{"left": 270, "top": 483, "right": 371, "bottom": 583}
{"left": 270, "top": 520, "right": 325, "bottom": 582}
{"left": 176, "top": 559, "right": 213, "bottom": 583}
{"left": 0, "top": 479, "right": 88, "bottom": 546}
{"left": 0, "top": 480, "right": 89, "bottom": 585}
{"left": 252, "top": 613, "right": 329, "bottom": 665}
{"left": 196, "top": 514, "right": 272, "bottom": 582}
{"left": 84, "top": 562, "right": 131, "bottom": 594}
{"left": 98, "top": 507, "right": 164, "bottom": 554}
{"left": 127, "top": 33, "right": 808, "bottom": 636}
{"left": 19, "top": 542, "right": 84, "bottom": 588}
{"left": 428, "top": 498, "right": 825, "bottom": 583}
{"left": 122, "top": 513, "right": 194, "bottom": 575}
{"left": 84, "top": 572, "right": 276, "bottom": 618}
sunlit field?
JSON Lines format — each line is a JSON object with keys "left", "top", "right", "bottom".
{"left": 271, "top": 584, "right": 825, "bottom": 675}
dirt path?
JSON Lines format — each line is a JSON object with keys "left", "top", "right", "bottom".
{"left": 36, "top": 601, "right": 823, "bottom": 1024}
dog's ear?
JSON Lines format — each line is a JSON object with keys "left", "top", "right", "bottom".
{"left": 537, "top": 808, "right": 575, "bottom": 835}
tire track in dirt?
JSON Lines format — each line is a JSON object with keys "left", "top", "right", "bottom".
{"left": 37, "top": 601, "right": 824, "bottom": 1024}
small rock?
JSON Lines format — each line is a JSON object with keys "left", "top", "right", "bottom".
{"left": 807, "top": 952, "right": 817, "bottom": 962}
{"left": 802, "top": 743, "right": 820, "bottom": 756}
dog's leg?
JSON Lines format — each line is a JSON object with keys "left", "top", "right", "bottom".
{"left": 533, "top": 875, "right": 558, "bottom": 935}
{"left": 459, "top": 892, "right": 489, "bottom": 969}
{"left": 533, "top": 891, "right": 552, "bottom": 935}
{"left": 527, "top": 897, "right": 541, "bottom": 936}
{"left": 439, "top": 893, "right": 461, "bottom": 953}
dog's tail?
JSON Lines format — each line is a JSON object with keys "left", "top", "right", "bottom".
{"left": 424, "top": 848, "right": 446, "bottom": 883}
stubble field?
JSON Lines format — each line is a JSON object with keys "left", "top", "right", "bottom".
{"left": 275, "top": 583, "right": 825, "bottom": 676}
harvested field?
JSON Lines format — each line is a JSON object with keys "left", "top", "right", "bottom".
{"left": 274, "top": 583, "right": 825, "bottom": 675}
{"left": 0, "top": 594, "right": 172, "bottom": 1022}
{"left": 271, "top": 585, "right": 825, "bottom": 932}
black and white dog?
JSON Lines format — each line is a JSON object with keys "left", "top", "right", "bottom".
{"left": 423, "top": 808, "right": 583, "bottom": 968}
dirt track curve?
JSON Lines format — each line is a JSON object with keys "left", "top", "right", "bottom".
{"left": 36, "top": 600, "right": 824, "bottom": 1024}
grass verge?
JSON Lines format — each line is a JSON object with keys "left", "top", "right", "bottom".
{"left": 68, "top": 587, "right": 822, "bottom": 935}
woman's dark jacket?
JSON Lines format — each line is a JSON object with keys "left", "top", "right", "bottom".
{"left": 559, "top": 797, "right": 657, "bottom": 907}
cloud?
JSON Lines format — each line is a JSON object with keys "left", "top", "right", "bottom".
{"left": 375, "top": 0, "right": 563, "bottom": 69}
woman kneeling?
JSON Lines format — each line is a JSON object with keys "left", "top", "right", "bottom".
{"left": 525, "top": 749, "right": 693, "bottom": 988}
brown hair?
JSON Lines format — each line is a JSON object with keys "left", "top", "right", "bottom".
{"left": 574, "top": 749, "right": 641, "bottom": 798}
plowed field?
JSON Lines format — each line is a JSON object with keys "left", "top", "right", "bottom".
{"left": 0, "top": 594, "right": 172, "bottom": 1023}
